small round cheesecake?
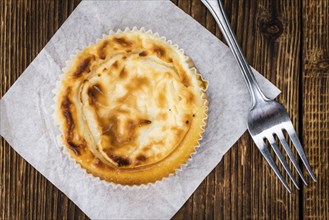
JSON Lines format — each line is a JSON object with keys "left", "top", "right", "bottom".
{"left": 55, "top": 30, "right": 208, "bottom": 185}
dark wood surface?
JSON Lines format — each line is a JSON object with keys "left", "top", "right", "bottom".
{"left": 0, "top": 0, "right": 328, "bottom": 219}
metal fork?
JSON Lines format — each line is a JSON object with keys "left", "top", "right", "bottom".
{"left": 201, "top": 0, "right": 316, "bottom": 192}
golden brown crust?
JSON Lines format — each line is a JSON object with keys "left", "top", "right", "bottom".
{"left": 55, "top": 30, "right": 208, "bottom": 185}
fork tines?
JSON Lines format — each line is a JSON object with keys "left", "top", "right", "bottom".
{"left": 253, "top": 122, "right": 316, "bottom": 193}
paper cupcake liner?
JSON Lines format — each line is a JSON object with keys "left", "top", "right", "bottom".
{"left": 52, "top": 27, "right": 208, "bottom": 189}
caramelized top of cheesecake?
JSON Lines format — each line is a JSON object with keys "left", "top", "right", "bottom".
{"left": 55, "top": 30, "right": 208, "bottom": 184}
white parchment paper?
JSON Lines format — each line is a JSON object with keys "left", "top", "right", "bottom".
{"left": 0, "top": 0, "right": 281, "bottom": 219}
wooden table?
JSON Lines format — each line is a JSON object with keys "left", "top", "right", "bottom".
{"left": 1, "top": 0, "right": 328, "bottom": 219}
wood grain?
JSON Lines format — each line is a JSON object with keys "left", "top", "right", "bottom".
{"left": 0, "top": 0, "right": 328, "bottom": 219}
{"left": 302, "top": 0, "right": 329, "bottom": 219}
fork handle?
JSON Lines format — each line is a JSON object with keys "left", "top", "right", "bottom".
{"left": 201, "top": 0, "right": 269, "bottom": 107}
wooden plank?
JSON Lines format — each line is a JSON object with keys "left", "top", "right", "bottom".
{"left": 241, "top": 0, "right": 301, "bottom": 218}
{"left": 302, "top": 1, "right": 329, "bottom": 219}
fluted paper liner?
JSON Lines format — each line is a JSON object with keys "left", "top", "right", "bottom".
{"left": 52, "top": 27, "right": 209, "bottom": 189}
